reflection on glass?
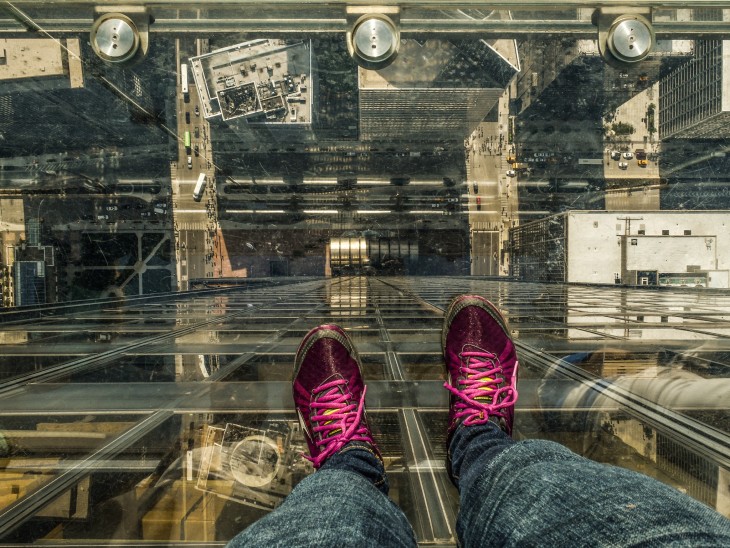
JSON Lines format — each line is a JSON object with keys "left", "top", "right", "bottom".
{"left": 0, "top": 2, "right": 729, "bottom": 544}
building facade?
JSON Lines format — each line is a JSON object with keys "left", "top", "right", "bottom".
{"left": 659, "top": 40, "right": 730, "bottom": 139}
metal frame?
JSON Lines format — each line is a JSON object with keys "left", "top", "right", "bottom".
{"left": 0, "top": 277, "right": 728, "bottom": 542}
{"left": 2, "top": 2, "right": 730, "bottom": 37}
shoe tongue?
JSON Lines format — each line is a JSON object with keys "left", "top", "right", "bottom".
{"left": 462, "top": 344, "right": 496, "bottom": 403}
{"left": 474, "top": 385, "right": 494, "bottom": 403}
{"left": 316, "top": 374, "right": 347, "bottom": 437}
{"left": 323, "top": 407, "right": 342, "bottom": 437}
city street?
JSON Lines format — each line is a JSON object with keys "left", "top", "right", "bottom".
{"left": 172, "top": 37, "right": 219, "bottom": 289}
{"left": 466, "top": 90, "right": 519, "bottom": 275}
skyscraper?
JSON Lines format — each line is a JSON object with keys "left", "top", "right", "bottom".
{"left": 660, "top": 40, "right": 730, "bottom": 139}
{"left": 358, "top": 38, "right": 518, "bottom": 142}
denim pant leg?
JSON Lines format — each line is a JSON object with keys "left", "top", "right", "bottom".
{"left": 450, "top": 423, "right": 730, "bottom": 547}
{"left": 227, "top": 442, "right": 417, "bottom": 548}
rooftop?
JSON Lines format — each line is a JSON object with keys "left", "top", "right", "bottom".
{"left": 359, "top": 38, "right": 518, "bottom": 90}
{"left": 190, "top": 39, "right": 312, "bottom": 124}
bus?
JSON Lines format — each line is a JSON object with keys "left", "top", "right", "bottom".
{"left": 184, "top": 131, "right": 191, "bottom": 151}
{"left": 193, "top": 172, "right": 206, "bottom": 202}
{"left": 181, "top": 63, "right": 189, "bottom": 95}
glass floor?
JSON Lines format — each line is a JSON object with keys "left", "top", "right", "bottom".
{"left": 0, "top": 1, "right": 729, "bottom": 544}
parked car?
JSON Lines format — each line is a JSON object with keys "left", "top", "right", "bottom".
{"left": 623, "top": 152, "right": 634, "bottom": 160}
{"left": 195, "top": 105, "right": 200, "bottom": 116}
{"left": 618, "top": 162, "right": 629, "bottom": 170}
{"left": 506, "top": 170, "right": 516, "bottom": 177}
{"left": 611, "top": 151, "right": 621, "bottom": 161}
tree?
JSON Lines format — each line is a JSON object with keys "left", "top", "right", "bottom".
{"left": 611, "top": 122, "right": 635, "bottom": 136}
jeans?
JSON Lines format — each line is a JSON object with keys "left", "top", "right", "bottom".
{"left": 228, "top": 423, "right": 730, "bottom": 547}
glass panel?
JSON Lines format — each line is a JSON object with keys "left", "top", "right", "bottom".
{"left": 1, "top": 2, "right": 729, "bottom": 544}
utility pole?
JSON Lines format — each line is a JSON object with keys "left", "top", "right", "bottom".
{"left": 616, "top": 216, "right": 643, "bottom": 236}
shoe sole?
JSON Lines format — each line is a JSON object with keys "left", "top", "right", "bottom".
{"left": 441, "top": 295, "right": 511, "bottom": 352}
{"left": 293, "top": 324, "right": 364, "bottom": 380}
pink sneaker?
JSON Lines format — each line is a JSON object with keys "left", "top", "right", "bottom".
{"left": 442, "top": 295, "right": 519, "bottom": 437}
{"left": 293, "top": 324, "right": 380, "bottom": 469}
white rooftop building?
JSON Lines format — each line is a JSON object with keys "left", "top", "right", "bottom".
{"left": 510, "top": 211, "right": 730, "bottom": 288}
{"left": 190, "top": 39, "right": 312, "bottom": 126}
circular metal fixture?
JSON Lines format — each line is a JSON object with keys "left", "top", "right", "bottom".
{"left": 90, "top": 13, "right": 140, "bottom": 63}
{"left": 350, "top": 14, "right": 399, "bottom": 70}
{"left": 229, "top": 436, "right": 280, "bottom": 488}
{"left": 606, "top": 16, "right": 654, "bottom": 63}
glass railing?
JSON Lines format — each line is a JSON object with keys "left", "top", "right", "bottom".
{"left": 0, "top": 2, "right": 729, "bottom": 544}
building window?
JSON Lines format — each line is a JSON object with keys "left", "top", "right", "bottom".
{"left": 662, "top": 230, "right": 669, "bottom": 235}
{"left": 684, "top": 229, "right": 692, "bottom": 235}
{"left": 631, "top": 238, "right": 638, "bottom": 245}
{"left": 638, "top": 230, "right": 645, "bottom": 235}
{"left": 661, "top": 316, "right": 669, "bottom": 323}
{"left": 637, "top": 315, "right": 645, "bottom": 322}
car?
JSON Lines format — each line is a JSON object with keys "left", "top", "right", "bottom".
{"left": 506, "top": 170, "right": 516, "bottom": 177}
{"left": 194, "top": 144, "right": 199, "bottom": 157}
{"left": 97, "top": 214, "right": 109, "bottom": 221}
{"left": 185, "top": 112, "right": 190, "bottom": 124}
{"left": 195, "top": 105, "right": 200, "bottom": 116}
{"left": 638, "top": 159, "right": 648, "bottom": 167}
{"left": 476, "top": 196, "right": 481, "bottom": 211}
{"left": 611, "top": 151, "right": 621, "bottom": 161}
{"left": 623, "top": 152, "right": 634, "bottom": 160}
{"left": 194, "top": 127, "right": 200, "bottom": 138}
{"left": 187, "top": 155, "right": 193, "bottom": 169}
{"left": 618, "top": 162, "right": 629, "bottom": 170}
{"left": 105, "top": 205, "right": 117, "bottom": 211}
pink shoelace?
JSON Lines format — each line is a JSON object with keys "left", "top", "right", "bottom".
{"left": 444, "top": 350, "right": 518, "bottom": 426}
{"left": 306, "top": 378, "right": 374, "bottom": 469}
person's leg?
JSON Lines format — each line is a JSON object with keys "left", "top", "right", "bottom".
{"left": 228, "top": 325, "right": 416, "bottom": 548}
{"left": 450, "top": 422, "right": 730, "bottom": 547}
{"left": 442, "top": 295, "right": 730, "bottom": 547}
{"left": 229, "top": 442, "right": 415, "bottom": 547}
